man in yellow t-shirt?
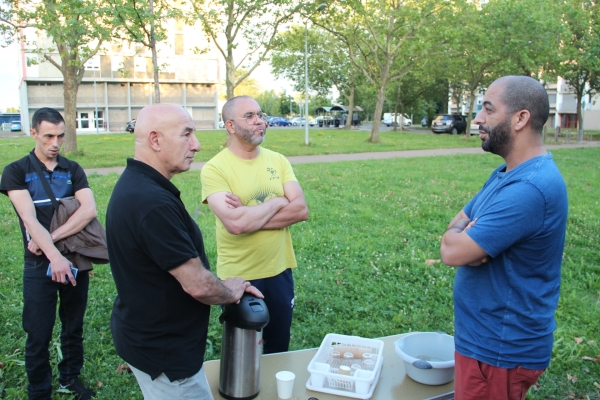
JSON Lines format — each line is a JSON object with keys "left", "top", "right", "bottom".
{"left": 201, "top": 96, "right": 309, "bottom": 354}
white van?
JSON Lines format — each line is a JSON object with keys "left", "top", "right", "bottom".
{"left": 381, "top": 113, "right": 412, "bottom": 127}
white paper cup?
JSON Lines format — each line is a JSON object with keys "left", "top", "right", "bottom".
{"left": 276, "top": 370, "right": 295, "bottom": 399}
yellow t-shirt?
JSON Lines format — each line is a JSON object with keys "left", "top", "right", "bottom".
{"left": 201, "top": 147, "right": 298, "bottom": 280}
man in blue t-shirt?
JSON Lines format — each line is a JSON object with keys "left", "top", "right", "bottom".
{"left": 440, "top": 76, "right": 568, "bottom": 400}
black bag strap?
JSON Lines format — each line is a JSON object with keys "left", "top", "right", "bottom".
{"left": 29, "top": 153, "right": 60, "bottom": 212}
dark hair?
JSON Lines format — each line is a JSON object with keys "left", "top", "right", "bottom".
{"left": 222, "top": 96, "right": 253, "bottom": 122}
{"left": 497, "top": 76, "right": 549, "bottom": 133}
{"left": 31, "top": 107, "right": 65, "bottom": 131}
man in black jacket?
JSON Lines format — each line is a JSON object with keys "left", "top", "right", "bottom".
{"left": 0, "top": 107, "right": 98, "bottom": 400}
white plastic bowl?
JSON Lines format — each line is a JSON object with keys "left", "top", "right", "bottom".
{"left": 394, "top": 332, "right": 455, "bottom": 385}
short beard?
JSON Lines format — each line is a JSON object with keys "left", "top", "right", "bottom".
{"left": 236, "top": 126, "right": 265, "bottom": 145}
{"left": 481, "top": 117, "right": 513, "bottom": 158}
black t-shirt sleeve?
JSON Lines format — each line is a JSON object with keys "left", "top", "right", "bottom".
{"left": 0, "top": 162, "right": 26, "bottom": 195}
{"left": 69, "top": 162, "right": 90, "bottom": 193}
{"left": 139, "top": 202, "right": 200, "bottom": 271}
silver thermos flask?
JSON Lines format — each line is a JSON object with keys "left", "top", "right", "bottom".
{"left": 219, "top": 293, "right": 270, "bottom": 400}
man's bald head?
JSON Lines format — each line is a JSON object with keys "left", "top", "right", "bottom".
{"left": 491, "top": 76, "right": 549, "bottom": 134}
{"left": 133, "top": 103, "right": 199, "bottom": 179}
{"left": 222, "top": 96, "right": 254, "bottom": 123}
{"left": 134, "top": 104, "right": 188, "bottom": 144}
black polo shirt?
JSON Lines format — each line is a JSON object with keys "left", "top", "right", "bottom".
{"left": 106, "top": 158, "right": 211, "bottom": 381}
{"left": 0, "top": 149, "right": 89, "bottom": 261}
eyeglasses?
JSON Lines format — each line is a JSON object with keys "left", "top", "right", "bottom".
{"left": 232, "top": 112, "right": 268, "bottom": 124}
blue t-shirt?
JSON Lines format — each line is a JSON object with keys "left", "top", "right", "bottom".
{"left": 455, "top": 153, "right": 568, "bottom": 370}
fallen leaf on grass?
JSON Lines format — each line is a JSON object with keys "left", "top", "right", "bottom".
{"left": 582, "top": 355, "right": 600, "bottom": 362}
{"left": 574, "top": 337, "right": 584, "bottom": 344}
{"left": 594, "top": 382, "right": 600, "bottom": 390}
{"left": 0, "top": 362, "right": 4, "bottom": 369}
{"left": 567, "top": 373, "right": 578, "bottom": 383}
{"left": 116, "top": 364, "right": 132, "bottom": 374}
{"left": 96, "top": 381, "right": 103, "bottom": 388}
{"left": 425, "top": 259, "right": 441, "bottom": 265}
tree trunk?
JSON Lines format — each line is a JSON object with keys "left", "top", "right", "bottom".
{"left": 369, "top": 86, "right": 386, "bottom": 143}
{"left": 151, "top": 41, "right": 160, "bottom": 103}
{"left": 61, "top": 56, "right": 85, "bottom": 155}
{"left": 62, "top": 76, "right": 78, "bottom": 154}
{"left": 345, "top": 85, "right": 355, "bottom": 129}
{"left": 150, "top": 0, "right": 160, "bottom": 103}
{"left": 400, "top": 102, "right": 406, "bottom": 132}
{"left": 225, "top": 49, "right": 236, "bottom": 100}
{"left": 464, "top": 88, "right": 477, "bottom": 140}
{"left": 393, "top": 102, "right": 399, "bottom": 132}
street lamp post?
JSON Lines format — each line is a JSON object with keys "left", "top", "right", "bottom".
{"left": 93, "top": 68, "right": 99, "bottom": 134}
{"left": 85, "top": 58, "right": 100, "bottom": 134}
{"left": 304, "top": 3, "right": 327, "bottom": 145}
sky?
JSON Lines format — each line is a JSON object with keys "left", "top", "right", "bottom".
{"left": 0, "top": 43, "right": 21, "bottom": 112}
{"left": 0, "top": 41, "right": 294, "bottom": 113}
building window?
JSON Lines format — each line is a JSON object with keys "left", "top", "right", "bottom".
{"left": 175, "top": 34, "right": 184, "bottom": 55}
{"left": 112, "top": 55, "right": 124, "bottom": 71}
{"left": 94, "top": 111, "right": 104, "bottom": 128}
{"left": 134, "top": 57, "right": 146, "bottom": 72}
{"left": 561, "top": 114, "right": 577, "bottom": 129}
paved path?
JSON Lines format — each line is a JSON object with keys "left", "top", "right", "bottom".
{"left": 84, "top": 141, "right": 600, "bottom": 176}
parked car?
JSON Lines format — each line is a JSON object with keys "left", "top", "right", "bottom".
{"left": 421, "top": 117, "right": 428, "bottom": 127}
{"left": 431, "top": 114, "right": 467, "bottom": 134}
{"left": 125, "top": 119, "right": 136, "bottom": 133}
{"left": 381, "top": 113, "right": 412, "bottom": 127}
{"left": 10, "top": 121, "right": 22, "bottom": 132}
{"left": 269, "top": 117, "right": 291, "bottom": 127}
{"left": 290, "top": 117, "right": 306, "bottom": 126}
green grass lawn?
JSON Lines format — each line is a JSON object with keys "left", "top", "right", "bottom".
{"left": 0, "top": 129, "right": 485, "bottom": 170}
{"left": 0, "top": 142, "right": 598, "bottom": 398}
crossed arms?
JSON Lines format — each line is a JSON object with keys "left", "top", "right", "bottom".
{"left": 8, "top": 187, "right": 98, "bottom": 285}
{"left": 440, "top": 209, "right": 489, "bottom": 267}
{"left": 206, "top": 181, "right": 309, "bottom": 235}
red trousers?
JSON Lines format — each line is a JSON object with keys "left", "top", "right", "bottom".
{"left": 454, "top": 351, "right": 545, "bottom": 400}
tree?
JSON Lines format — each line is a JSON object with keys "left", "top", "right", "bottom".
{"left": 110, "top": 0, "right": 179, "bottom": 103}
{"left": 271, "top": 25, "right": 365, "bottom": 129}
{"left": 191, "top": 0, "right": 301, "bottom": 100}
{"left": 557, "top": 0, "right": 600, "bottom": 139}
{"left": 220, "top": 67, "right": 262, "bottom": 99}
{"left": 0, "top": 0, "right": 116, "bottom": 153}
{"left": 256, "top": 90, "right": 281, "bottom": 117}
{"left": 319, "top": 0, "right": 451, "bottom": 143}
{"left": 382, "top": 59, "right": 441, "bottom": 131}
{"left": 447, "top": 0, "right": 563, "bottom": 140}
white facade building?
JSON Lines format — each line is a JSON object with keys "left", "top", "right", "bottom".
{"left": 18, "top": 19, "right": 221, "bottom": 134}
{"left": 448, "top": 78, "right": 600, "bottom": 130}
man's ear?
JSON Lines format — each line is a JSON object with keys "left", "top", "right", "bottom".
{"left": 225, "top": 120, "right": 235, "bottom": 135}
{"left": 148, "top": 130, "right": 161, "bottom": 151}
{"left": 514, "top": 110, "right": 531, "bottom": 132}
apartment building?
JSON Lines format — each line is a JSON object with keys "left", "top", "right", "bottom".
{"left": 18, "top": 19, "right": 220, "bottom": 134}
{"left": 449, "top": 78, "right": 600, "bottom": 130}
